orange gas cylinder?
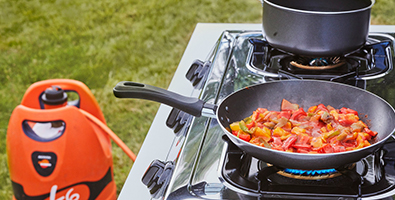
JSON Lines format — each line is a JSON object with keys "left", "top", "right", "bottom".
{"left": 6, "top": 79, "right": 119, "bottom": 200}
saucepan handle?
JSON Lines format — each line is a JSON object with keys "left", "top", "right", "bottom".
{"left": 113, "top": 81, "right": 217, "bottom": 118}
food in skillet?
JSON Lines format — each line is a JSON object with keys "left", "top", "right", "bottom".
{"left": 229, "top": 99, "right": 378, "bottom": 153}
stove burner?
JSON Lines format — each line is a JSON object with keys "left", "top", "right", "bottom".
{"left": 290, "top": 56, "right": 346, "bottom": 70}
{"left": 284, "top": 168, "right": 336, "bottom": 175}
{"left": 310, "top": 58, "right": 329, "bottom": 66}
{"left": 264, "top": 163, "right": 355, "bottom": 180}
{"left": 247, "top": 38, "right": 393, "bottom": 86}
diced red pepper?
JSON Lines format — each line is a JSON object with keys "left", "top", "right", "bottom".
{"left": 256, "top": 108, "right": 267, "bottom": 114}
{"left": 297, "top": 134, "right": 310, "bottom": 144}
{"left": 322, "top": 144, "right": 334, "bottom": 153}
{"left": 282, "top": 135, "right": 297, "bottom": 150}
{"left": 292, "top": 143, "right": 311, "bottom": 149}
{"left": 233, "top": 130, "right": 251, "bottom": 142}
{"left": 296, "top": 148, "right": 310, "bottom": 153}
{"left": 252, "top": 108, "right": 267, "bottom": 121}
{"left": 245, "top": 120, "right": 255, "bottom": 130}
{"left": 278, "top": 111, "right": 292, "bottom": 119}
{"left": 316, "top": 104, "right": 329, "bottom": 113}
{"left": 230, "top": 99, "right": 375, "bottom": 155}
{"left": 238, "top": 133, "right": 251, "bottom": 142}
{"left": 272, "top": 136, "right": 282, "bottom": 146}
{"left": 339, "top": 114, "right": 359, "bottom": 126}
{"left": 332, "top": 144, "right": 346, "bottom": 152}
{"left": 364, "top": 127, "right": 378, "bottom": 137}
{"left": 340, "top": 107, "right": 358, "bottom": 115}
{"left": 290, "top": 108, "right": 307, "bottom": 121}
{"left": 232, "top": 130, "right": 238, "bottom": 137}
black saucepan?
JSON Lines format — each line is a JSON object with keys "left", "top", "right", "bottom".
{"left": 261, "top": 0, "right": 374, "bottom": 56}
{"left": 113, "top": 80, "right": 395, "bottom": 169}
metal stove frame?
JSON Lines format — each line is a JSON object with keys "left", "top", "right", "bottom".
{"left": 118, "top": 23, "right": 395, "bottom": 200}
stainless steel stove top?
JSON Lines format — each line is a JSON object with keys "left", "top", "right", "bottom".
{"left": 118, "top": 23, "right": 395, "bottom": 200}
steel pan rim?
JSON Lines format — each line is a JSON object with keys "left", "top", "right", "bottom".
{"left": 262, "top": 0, "right": 375, "bottom": 15}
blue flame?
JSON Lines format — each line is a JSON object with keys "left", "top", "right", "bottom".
{"left": 283, "top": 168, "right": 337, "bottom": 176}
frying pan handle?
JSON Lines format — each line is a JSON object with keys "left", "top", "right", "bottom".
{"left": 113, "top": 81, "right": 216, "bottom": 117}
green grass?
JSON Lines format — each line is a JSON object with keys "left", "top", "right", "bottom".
{"left": 0, "top": 0, "right": 394, "bottom": 198}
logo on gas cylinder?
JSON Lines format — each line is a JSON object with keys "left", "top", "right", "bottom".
{"left": 45, "top": 184, "right": 90, "bottom": 200}
{"left": 31, "top": 151, "right": 57, "bottom": 177}
{"left": 50, "top": 185, "right": 79, "bottom": 200}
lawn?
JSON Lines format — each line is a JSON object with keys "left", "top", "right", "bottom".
{"left": 0, "top": 0, "right": 394, "bottom": 198}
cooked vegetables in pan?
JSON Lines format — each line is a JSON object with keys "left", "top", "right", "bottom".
{"left": 229, "top": 99, "right": 378, "bottom": 153}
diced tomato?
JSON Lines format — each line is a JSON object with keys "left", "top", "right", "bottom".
{"left": 322, "top": 144, "right": 334, "bottom": 153}
{"left": 256, "top": 122, "right": 264, "bottom": 129}
{"left": 332, "top": 144, "right": 346, "bottom": 152}
{"left": 296, "top": 133, "right": 310, "bottom": 145}
{"left": 252, "top": 108, "right": 267, "bottom": 120}
{"left": 272, "top": 136, "right": 282, "bottom": 146}
{"left": 309, "top": 114, "right": 321, "bottom": 123}
{"left": 264, "top": 111, "right": 279, "bottom": 122}
{"left": 316, "top": 104, "right": 329, "bottom": 113}
{"left": 251, "top": 111, "right": 259, "bottom": 121}
{"left": 290, "top": 108, "right": 307, "bottom": 120}
{"left": 342, "top": 140, "right": 357, "bottom": 147}
{"left": 278, "top": 111, "right": 292, "bottom": 119}
{"left": 281, "top": 99, "right": 299, "bottom": 111}
{"left": 256, "top": 108, "right": 268, "bottom": 114}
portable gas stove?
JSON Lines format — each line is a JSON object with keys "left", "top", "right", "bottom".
{"left": 118, "top": 23, "right": 395, "bottom": 200}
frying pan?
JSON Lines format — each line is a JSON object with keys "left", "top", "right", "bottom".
{"left": 113, "top": 80, "right": 395, "bottom": 169}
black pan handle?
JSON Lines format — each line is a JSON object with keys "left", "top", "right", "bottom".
{"left": 113, "top": 81, "right": 216, "bottom": 117}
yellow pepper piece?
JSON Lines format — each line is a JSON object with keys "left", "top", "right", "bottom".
{"left": 308, "top": 105, "right": 317, "bottom": 113}
{"left": 330, "top": 110, "right": 339, "bottom": 121}
{"left": 230, "top": 122, "right": 240, "bottom": 131}
{"left": 280, "top": 134, "right": 292, "bottom": 140}
{"left": 327, "top": 123, "right": 333, "bottom": 131}
{"left": 323, "top": 130, "right": 340, "bottom": 139}
{"left": 336, "top": 132, "right": 348, "bottom": 141}
{"left": 291, "top": 127, "right": 306, "bottom": 135}
{"left": 310, "top": 137, "right": 323, "bottom": 148}
{"left": 273, "top": 127, "right": 288, "bottom": 137}
{"left": 283, "top": 122, "right": 292, "bottom": 130}
{"left": 254, "top": 127, "right": 271, "bottom": 142}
